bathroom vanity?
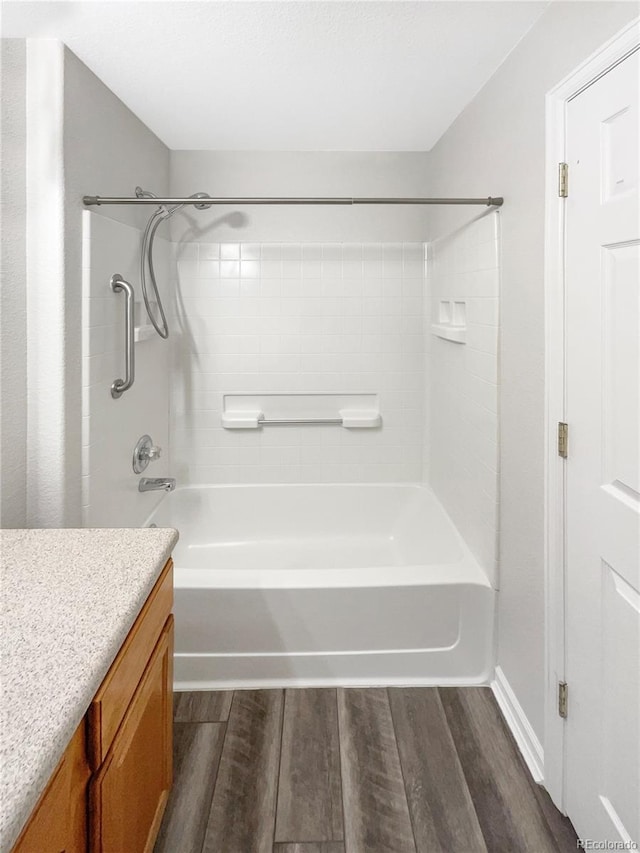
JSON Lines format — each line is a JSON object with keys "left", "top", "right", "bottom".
{"left": 0, "top": 529, "right": 178, "bottom": 853}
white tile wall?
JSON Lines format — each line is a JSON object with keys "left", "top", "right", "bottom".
{"left": 81, "top": 212, "right": 171, "bottom": 526}
{"left": 426, "top": 212, "right": 500, "bottom": 583}
{"left": 81, "top": 218, "right": 498, "bottom": 574}
{"left": 170, "top": 242, "right": 425, "bottom": 484}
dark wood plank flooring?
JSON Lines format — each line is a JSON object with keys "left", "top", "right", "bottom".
{"left": 155, "top": 687, "right": 576, "bottom": 853}
{"left": 338, "top": 688, "right": 415, "bottom": 852}
{"left": 388, "top": 688, "right": 487, "bottom": 853}
{"left": 203, "top": 690, "right": 284, "bottom": 853}
{"left": 275, "top": 688, "right": 343, "bottom": 844}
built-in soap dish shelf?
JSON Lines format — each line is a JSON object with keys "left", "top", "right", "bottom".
{"left": 134, "top": 325, "right": 155, "bottom": 343}
{"left": 431, "top": 323, "right": 467, "bottom": 343}
{"left": 133, "top": 302, "right": 157, "bottom": 342}
{"left": 222, "top": 393, "right": 381, "bottom": 430}
{"left": 431, "top": 299, "right": 467, "bottom": 344}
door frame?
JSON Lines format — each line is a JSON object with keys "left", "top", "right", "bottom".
{"left": 543, "top": 18, "right": 640, "bottom": 811}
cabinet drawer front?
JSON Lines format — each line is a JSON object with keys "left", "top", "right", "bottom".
{"left": 90, "top": 616, "right": 174, "bottom": 853}
{"left": 88, "top": 559, "right": 173, "bottom": 769}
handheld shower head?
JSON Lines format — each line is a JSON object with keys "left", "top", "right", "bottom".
{"left": 136, "top": 187, "right": 210, "bottom": 338}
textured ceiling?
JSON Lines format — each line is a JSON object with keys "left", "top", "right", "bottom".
{"left": 3, "top": 1, "right": 548, "bottom": 150}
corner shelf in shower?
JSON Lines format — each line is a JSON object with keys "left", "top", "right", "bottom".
{"left": 431, "top": 299, "right": 467, "bottom": 343}
{"left": 134, "top": 325, "right": 155, "bottom": 342}
{"left": 431, "top": 323, "right": 467, "bottom": 344}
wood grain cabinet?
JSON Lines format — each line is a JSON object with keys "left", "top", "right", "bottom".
{"left": 12, "top": 724, "right": 90, "bottom": 853}
{"left": 12, "top": 559, "right": 174, "bottom": 853}
{"left": 90, "top": 617, "right": 173, "bottom": 853}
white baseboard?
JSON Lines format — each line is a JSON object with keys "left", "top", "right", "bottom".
{"left": 492, "top": 665, "right": 544, "bottom": 783}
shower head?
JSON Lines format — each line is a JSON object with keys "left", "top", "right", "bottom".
{"left": 135, "top": 186, "right": 211, "bottom": 339}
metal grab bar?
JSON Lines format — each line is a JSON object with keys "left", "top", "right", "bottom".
{"left": 110, "top": 273, "right": 135, "bottom": 399}
{"left": 258, "top": 417, "right": 343, "bottom": 426}
{"left": 222, "top": 409, "right": 381, "bottom": 429}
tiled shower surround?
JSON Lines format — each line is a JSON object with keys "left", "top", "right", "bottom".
{"left": 427, "top": 212, "right": 500, "bottom": 577}
{"left": 171, "top": 242, "right": 425, "bottom": 484}
{"left": 82, "top": 221, "right": 500, "bottom": 576}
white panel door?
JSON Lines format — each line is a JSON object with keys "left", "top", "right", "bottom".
{"left": 565, "top": 49, "right": 640, "bottom": 845}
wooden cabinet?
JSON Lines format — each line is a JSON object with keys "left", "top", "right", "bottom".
{"left": 11, "top": 560, "right": 174, "bottom": 853}
{"left": 90, "top": 617, "right": 173, "bottom": 853}
{"left": 88, "top": 561, "right": 174, "bottom": 770}
{"left": 12, "top": 723, "right": 90, "bottom": 853}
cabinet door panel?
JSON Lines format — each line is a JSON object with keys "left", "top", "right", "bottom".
{"left": 90, "top": 616, "right": 174, "bottom": 853}
{"left": 89, "top": 560, "right": 173, "bottom": 769}
{"left": 13, "top": 722, "right": 89, "bottom": 853}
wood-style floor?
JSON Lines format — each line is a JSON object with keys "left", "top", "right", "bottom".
{"left": 154, "top": 687, "right": 576, "bottom": 853}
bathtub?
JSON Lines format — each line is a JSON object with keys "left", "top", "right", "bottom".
{"left": 146, "top": 484, "right": 495, "bottom": 688}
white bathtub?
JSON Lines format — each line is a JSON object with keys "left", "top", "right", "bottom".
{"left": 146, "top": 484, "right": 495, "bottom": 688}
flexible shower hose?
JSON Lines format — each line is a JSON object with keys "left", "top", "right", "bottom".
{"left": 140, "top": 206, "right": 172, "bottom": 339}
{"left": 138, "top": 187, "right": 211, "bottom": 340}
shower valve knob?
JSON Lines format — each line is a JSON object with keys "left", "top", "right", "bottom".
{"left": 132, "top": 434, "right": 162, "bottom": 474}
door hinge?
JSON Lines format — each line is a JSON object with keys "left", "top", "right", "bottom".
{"left": 558, "top": 422, "right": 568, "bottom": 458}
{"left": 558, "top": 681, "right": 568, "bottom": 718}
{"left": 558, "top": 162, "right": 568, "bottom": 198}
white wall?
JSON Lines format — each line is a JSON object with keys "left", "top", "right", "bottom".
{"left": 25, "top": 40, "right": 67, "bottom": 527}
{"left": 20, "top": 42, "right": 170, "bottom": 527}
{"left": 0, "top": 40, "right": 27, "bottom": 527}
{"left": 82, "top": 213, "right": 171, "bottom": 527}
{"left": 427, "top": 2, "right": 638, "bottom": 742}
{"left": 171, "top": 240, "right": 424, "bottom": 484}
{"left": 427, "top": 211, "right": 500, "bottom": 586}
{"left": 169, "top": 151, "right": 431, "bottom": 243}
{"left": 61, "top": 47, "right": 171, "bottom": 526}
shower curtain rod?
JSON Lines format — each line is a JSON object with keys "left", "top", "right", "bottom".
{"left": 83, "top": 195, "right": 504, "bottom": 207}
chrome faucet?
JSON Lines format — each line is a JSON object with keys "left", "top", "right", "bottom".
{"left": 139, "top": 477, "right": 176, "bottom": 493}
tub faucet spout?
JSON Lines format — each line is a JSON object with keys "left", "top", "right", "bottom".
{"left": 139, "top": 477, "right": 176, "bottom": 493}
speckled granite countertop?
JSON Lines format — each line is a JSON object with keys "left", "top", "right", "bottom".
{"left": 0, "top": 527, "right": 179, "bottom": 853}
